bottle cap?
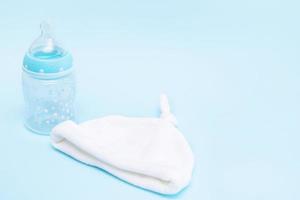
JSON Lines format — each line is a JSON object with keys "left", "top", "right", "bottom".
{"left": 23, "top": 22, "right": 73, "bottom": 74}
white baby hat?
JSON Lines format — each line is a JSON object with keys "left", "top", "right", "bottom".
{"left": 51, "top": 94, "right": 194, "bottom": 195}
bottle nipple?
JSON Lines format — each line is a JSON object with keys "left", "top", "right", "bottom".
{"left": 40, "top": 22, "right": 54, "bottom": 53}
{"left": 29, "top": 21, "right": 66, "bottom": 59}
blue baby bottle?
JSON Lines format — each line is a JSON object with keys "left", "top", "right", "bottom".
{"left": 22, "top": 22, "right": 75, "bottom": 135}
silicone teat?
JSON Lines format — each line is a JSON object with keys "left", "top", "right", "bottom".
{"left": 29, "top": 22, "right": 66, "bottom": 59}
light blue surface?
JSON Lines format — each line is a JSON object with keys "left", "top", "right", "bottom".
{"left": 0, "top": 0, "right": 299, "bottom": 200}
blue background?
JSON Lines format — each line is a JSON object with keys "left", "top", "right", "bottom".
{"left": 0, "top": 0, "right": 299, "bottom": 199}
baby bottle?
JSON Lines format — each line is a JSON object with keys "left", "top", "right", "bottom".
{"left": 22, "top": 22, "right": 75, "bottom": 135}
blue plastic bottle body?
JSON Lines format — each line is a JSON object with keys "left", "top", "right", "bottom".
{"left": 22, "top": 69, "right": 76, "bottom": 135}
